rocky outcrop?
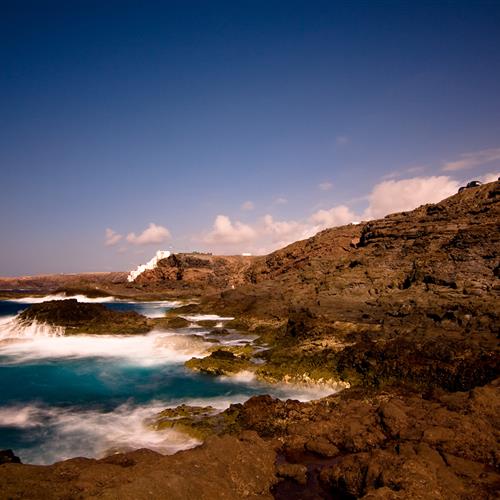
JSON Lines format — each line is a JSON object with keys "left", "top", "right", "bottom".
{"left": 185, "top": 348, "right": 254, "bottom": 376}
{"left": 0, "top": 433, "right": 278, "bottom": 499}
{"left": 149, "top": 404, "right": 241, "bottom": 440}
{"left": 131, "top": 253, "right": 258, "bottom": 293}
{"left": 3, "top": 379, "right": 497, "bottom": 498}
{"left": 18, "top": 299, "right": 152, "bottom": 335}
{"left": 2, "top": 182, "right": 499, "bottom": 498}
{"left": 155, "top": 378, "right": 500, "bottom": 499}
{"left": 194, "top": 181, "right": 500, "bottom": 392}
{"left": 0, "top": 449, "right": 21, "bottom": 465}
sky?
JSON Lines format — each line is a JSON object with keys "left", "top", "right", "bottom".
{"left": 1, "top": 0, "right": 499, "bottom": 276}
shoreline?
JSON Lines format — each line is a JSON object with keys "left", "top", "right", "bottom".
{"left": 0, "top": 182, "right": 498, "bottom": 497}
{"left": 0, "top": 294, "right": 345, "bottom": 466}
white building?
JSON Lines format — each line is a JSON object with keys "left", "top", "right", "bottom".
{"left": 127, "top": 250, "right": 171, "bottom": 282}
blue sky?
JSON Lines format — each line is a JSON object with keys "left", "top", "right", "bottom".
{"left": 1, "top": 0, "right": 499, "bottom": 275}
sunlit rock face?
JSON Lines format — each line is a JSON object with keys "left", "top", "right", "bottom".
{"left": 127, "top": 250, "right": 171, "bottom": 282}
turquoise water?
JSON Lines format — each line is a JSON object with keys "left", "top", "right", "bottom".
{"left": 0, "top": 296, "right": 328, "bottom": 464}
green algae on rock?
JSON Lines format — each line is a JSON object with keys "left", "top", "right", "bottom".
{"left": 185, "top": 349, "right": 255, "bottom": 376}
{"left": 149, "top": 404, "right": 243, "bottom": 440}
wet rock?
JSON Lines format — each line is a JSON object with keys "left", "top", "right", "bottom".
{"left": 149, "top": 405, "right": 228, "bottom": 439}
{"left": 276, "top": 463, "right": 308, "bottom": 485}
{"left": 157, "top": 315, "right": 190, "bottom": 328}
{"left": 18, "top": 299, "right": 151, "bottom": 335}
{"left": 185, "top": 349, "right": 254, "bottom": 376}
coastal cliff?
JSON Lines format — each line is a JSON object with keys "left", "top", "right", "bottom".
{"left": 0, "top": 181, "right": 499, "bottom": 498}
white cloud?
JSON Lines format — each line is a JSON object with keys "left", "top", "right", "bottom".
{"left": 105, "top": 228, "right": 122, "bottom": 247}
{"left": 442, "top": 148, "right": 500, "bottom": 172}
{"left": 241, "top": 200, "right": 255, "bottom": 211}
{"left": 197, "top": 174, "right": 474, "bottom": 255}
{"left": 273, "top": 197, "right": 288, "bottom": 205}
{"left": 310, "top": 205, "right": 357, "bottom": 230}
{"left": 336, "top": 135, "right": 349, "bottom": 145}
{"left": 363, "top": 176, "right": 460, "bottom": 219}
{"left": 203, "top": 215, "right": 256, "bottom": 244}
{"left": 318, "top": 181, "right": 333, "bottom": 191}
{"left": 264, "top": 215, "right": 302, "bottom": 239}
{"left": 478, "top": 171, "right": 500, "bottom": 183}
{"left": 262, "top": 215, "right": 317, "bottom": 249}
{"left": 126, "top": 223, "right": 171, "bottom": 246}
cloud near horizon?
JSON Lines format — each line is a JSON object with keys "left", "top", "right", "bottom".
{"left": 126, "top": 223, "right": 171, "bottom": 245}
{"left": 442, "top": 148, "right": 500, "bottom": 171}
{"left": 478, "top": 171, "right": 500, "bottom": 183}
{"left": 263, "top": 214, "right": 314, "bottom": 242}
{"left": 310, "top": 205, "right": 357, "bottom": 229}
{"left": 362, "top": 176, "right": 459, "bottom": 219}
{"left": 104, "top": 228, "right": 123, "bottom": 246}
{"left": 198, "top": 175, "right": 466, "bottom": 255}
{"left": 203, "top": 215, "right": 257, "bottom": 244}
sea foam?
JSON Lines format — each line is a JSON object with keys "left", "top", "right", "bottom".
{"left": 0, "top": 402, "right": 200, "bottom": 465}
{"left": 9, "top": 293, "right": 116, "bottom": 303}
{"left": 0, "top": 330, "right": 212, "bottom": 365}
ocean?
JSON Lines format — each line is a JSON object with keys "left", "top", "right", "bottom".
{"left": 0, "top": 295, "right": 330, "bottom": 464}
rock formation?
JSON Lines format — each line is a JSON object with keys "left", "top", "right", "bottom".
{"left": 18, "top": 299, "right": 152, "bottom": 335}
{"left": 1, "top": 181, "right": 499, "bottom": 498}
{"left": 189, "top": 181, "right": 500, "bottom": 393}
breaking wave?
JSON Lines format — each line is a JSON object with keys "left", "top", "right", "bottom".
{"left": 0, "top": 330, "right": 212, "bottom": 365}
{"left": 0, "top": 296, "right": 341, "bottom": 465}
{"left": 0, "top": 402, "right": 200, "bottom": 465}
{"left": 180, "top": 314, "right": 235, "bottom": 322}
{"left": 0, "top": 317, "right": 64, "bottom": 340}
{"left": 217, "top": 371, "right": 338, "bottom": 401}
{"left": 7, "top": 294, "right": 181, "bottom": 318}
{"left": 9, "top": 293, "right": 116, "bottom": 303}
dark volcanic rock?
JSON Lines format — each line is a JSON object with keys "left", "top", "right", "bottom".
{"left": 210, "top": 379, "right": 500, "bottom": 499}
{"left": 132, "top": 253, "right": 258, "bottom": 293}
{"left": 202, "top": 181, "right": 500, "bottom": 392}
{"left": 0, "top": 434, "right": 278, "bottom": 499}
{"left": 185, "top": 348, "right": 254, "bottom": 376}
{"left": 0, "top": 449, "right": 21, "bottom": 464}
{"left": 18, "top": 299, "right": 151, "bottom": 335}
{"left": 2, "top": 182, "right": 499, "bottom": 498}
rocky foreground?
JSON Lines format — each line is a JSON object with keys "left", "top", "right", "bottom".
{"left": 1, "top": 380, "right": 498, "bottom": 499}
{"left": 0, "top": 181, "right": 499, "bottom": 498}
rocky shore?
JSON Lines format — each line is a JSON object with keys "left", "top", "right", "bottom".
{"left": 17, "top": 299, "right": 152, "bottom": 335}
{"left": 0, "top": 181, "right": 498, "bottom": 498}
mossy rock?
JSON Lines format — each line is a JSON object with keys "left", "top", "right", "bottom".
{"left": 149, "top": 404, "right": 242, "bottom": 440}
{"left": 209, "top": 344, "right": 256, "bottom": 359}
{"left": 223, "top": 318, "right": 249, "bottom": 330}
{"left": 154, "top": 315, "right": 191, "bottom": 329}
{"left": 185, "top": 349, "right": 255, "bottom": 376}
{"left": 196, "top": 319, "right": 221, "bottom": 328}
{"left": 253, "top": 344, "right": 352, "bottom": 387}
